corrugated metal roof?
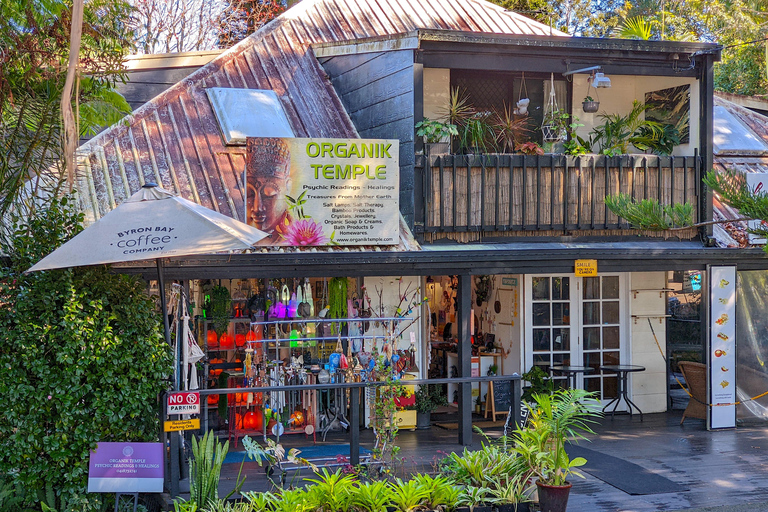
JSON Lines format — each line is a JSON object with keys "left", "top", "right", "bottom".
{"left": 75, "top": 0, "right": 563, "bottom": 231}
{"left": 712, "top": 96, "right": 768, "bottom": 248}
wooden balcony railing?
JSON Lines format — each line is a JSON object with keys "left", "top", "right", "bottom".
{"left": 419, "top": 153, "right": 701, "bottom": 241}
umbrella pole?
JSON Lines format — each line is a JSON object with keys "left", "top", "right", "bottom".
{"left": 157, "top": 258, "right": 172, "bottom": 349}
{"left": 158, "top": 257, "right": 182, "bottom": 498}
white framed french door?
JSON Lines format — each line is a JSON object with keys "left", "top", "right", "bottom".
{"left": 524, "top": 274, "right": 629, "bottom": 402}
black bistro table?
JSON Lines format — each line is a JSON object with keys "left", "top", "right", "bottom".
{"left": 599, "top": 364, "right": 646, "bottom": 420}
{"left": 548, "top": 365, "right": 594, "bottom": 389}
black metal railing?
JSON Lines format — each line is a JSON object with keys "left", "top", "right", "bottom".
{"left": 419, "top": 153, "right": 702, "bottom": 234}
{"left": 162, "top": 375, "right": 522, "bottom": 496}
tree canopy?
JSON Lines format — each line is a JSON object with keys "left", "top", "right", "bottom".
{"left": 0, "top": 0, "right": 132, "bottom": 229}
{"left": 489, "top": 0, "right": 768, "bottom": 97}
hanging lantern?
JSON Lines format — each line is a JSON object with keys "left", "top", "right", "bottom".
{"left": 243, "top": 410, "right": 258, "bottom": 430}
{"left": 219, "top": 334, "right": 234, "bottom": 350}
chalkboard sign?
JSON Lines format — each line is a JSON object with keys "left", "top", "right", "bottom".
{"left": 490, "top": 380, "right": 513, "bottom": 420}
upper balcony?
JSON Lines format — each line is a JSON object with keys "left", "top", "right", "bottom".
{"left": 417, "top": 152, "right": 701, "bottom": 243}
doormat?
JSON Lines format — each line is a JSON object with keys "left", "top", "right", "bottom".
{"left": 435, "top": 421, "right": 508, "bottom": 430}
{"left": 223, "top": 444, "right": 371, "bottom": 464}
{"left": 566, "top": 444, "right": 688, "bottom": 495}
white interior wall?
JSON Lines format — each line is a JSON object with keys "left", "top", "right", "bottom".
{"left": 478, "top": 275, "right": 522, "bottom": 375}
{"left": 630, "top": 272, "right": 669, "bottom": 413}
{"left": 572, "top": 74, "right": 699, "bottom": 156}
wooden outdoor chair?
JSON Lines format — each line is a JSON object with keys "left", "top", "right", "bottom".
{"left": 678, "top": 361, "right": 708, "bottom": 425}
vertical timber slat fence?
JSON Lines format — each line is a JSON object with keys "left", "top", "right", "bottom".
{"left": 425, "top": 154, "right": 700, "bottom": 235}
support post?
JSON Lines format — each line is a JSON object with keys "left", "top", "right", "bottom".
{"left": 512, "top": 378, "right": 522, "bottom": 427}
{"left": 457, "top": 274, "right": 472, "bottom": 446}
{"left": 350, "top": 387, "right": 360, "bottom": 466}
{"left": 170, "top": 432, "right": 180, "bottom": 498}
{"left": 699, "top": 54, "right": 715, "bottom": 240}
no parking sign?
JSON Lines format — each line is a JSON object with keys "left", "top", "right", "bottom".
{"left": 167, "top": 391, "right": 200, "bottom": 414}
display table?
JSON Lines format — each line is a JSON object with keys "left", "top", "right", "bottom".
{"left": 599, "top": 364, "right": 646, "bottom": 420}
{"left": 549, "top": 365, "right": 594, "bottom": 389}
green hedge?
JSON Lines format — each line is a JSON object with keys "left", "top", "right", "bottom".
{"left": 0, "top": 196, "right": 172, "bottom": 510}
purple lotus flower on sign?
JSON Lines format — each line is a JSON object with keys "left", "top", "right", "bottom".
{"left": 281, "top": 218, "right": 329, "bottom": 246}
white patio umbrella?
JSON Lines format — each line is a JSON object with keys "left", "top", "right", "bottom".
{"left": 27, "top": 184, "right": 267, "bottom": 271}
{"left": 26, "top": 184, "right": 268, "bottom": 386}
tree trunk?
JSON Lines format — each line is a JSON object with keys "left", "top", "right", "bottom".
{"left": 61, "top": 0, "right": 85, "bottom": 192}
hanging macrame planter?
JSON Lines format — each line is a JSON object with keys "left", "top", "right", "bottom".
{"left": 514, "top": 72, "right": 530, "bottom": 115}
{"left": 541, "top": 73, "right": 566, "bottom": 143}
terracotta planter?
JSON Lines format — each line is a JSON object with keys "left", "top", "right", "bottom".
{"left": 536, "top": 480, "right": 572, "bottom": 512}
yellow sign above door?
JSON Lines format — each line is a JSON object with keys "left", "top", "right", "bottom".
{"left": 574, "top": 259, "right": 598, "bottom": 276}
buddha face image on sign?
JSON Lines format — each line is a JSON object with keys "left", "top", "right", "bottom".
{"left": 245, "top": 138, "right": 292, "bottom": 235}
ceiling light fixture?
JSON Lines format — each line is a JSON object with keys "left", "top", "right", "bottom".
{"left": 562, "top": 65, "right": 612, "bottom": 88}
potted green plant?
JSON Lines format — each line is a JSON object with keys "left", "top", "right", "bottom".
{"left": 410, "top": 473, "right": 460, "bottom": 511}
{"left": 487, "top": 474, "right": 534, "bottom": 512}
{"left": 541, "top": 109, "right": 569, "bottom": 143}
{"left": 512, "top": 389, "right": 601, "bottom": 512}
{"left": 493, "top": 103, "right": 531, "bottom": 153}
{"left": 415, "top": 117, "right": 458, "bottom": 155}
{"left": 350, "top": 480, "right": 394, "bottom": 512}
{"left": 475, "top": 394, "right": 483, "bottom": 414}
{"left": 517, "top": 142, "right": 544, "bottom": 156}
{"left": 520, "top": 366, "right": 554, "bottom": 402}
{"left": 460, "top": 113, "right": 497, "bottom": 154}
{"left": 457, "top": 486, "right": 493, "bottom": 512}
{"left": 388, "top": 478, "right": 430, "bottom": 512}
{"left": 413, "top": 384, "right": 447, "bottom": 429}
{"left": 582, "top": 96, "right": 600, "bottom": 113}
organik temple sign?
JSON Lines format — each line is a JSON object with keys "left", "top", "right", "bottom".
{"left": 245, "top": 137, "right": 399, "bottom": 246}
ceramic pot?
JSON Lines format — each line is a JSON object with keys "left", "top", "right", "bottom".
{"left": 582, "top": 100, "right": 600, "bottom": 113}
{"left": 416, "top": 411, "right": 431, "bottom": 429}
{"left": 536, "top": 480, "right": 572, "bottom": 512}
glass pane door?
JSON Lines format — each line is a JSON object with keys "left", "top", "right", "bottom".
{"left": 581, "top": 275, "right": 621, "bottom": 400}
{"left": 529, "top": 275, "right": 574, "bottom": 388}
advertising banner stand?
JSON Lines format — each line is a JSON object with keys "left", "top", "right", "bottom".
{"left": 708, "top": 266, "right": 737, "bottom": 429}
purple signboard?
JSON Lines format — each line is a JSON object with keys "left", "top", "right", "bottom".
{"left": 88, "top": 442, "right": 164, "bottom": 493}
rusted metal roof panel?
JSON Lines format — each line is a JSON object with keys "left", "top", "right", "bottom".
{"left": 75, "top": 0, "right": 565, "bottom": 237}
{"left": 712, "top": 96, "right": 768, "bottom": 248}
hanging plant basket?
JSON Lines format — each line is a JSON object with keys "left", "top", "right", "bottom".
{"left": 542, "top": 124, "right": 564, "bottom": 143}
{"left": 582, "top": 100, "right": 600, "bottom": 113}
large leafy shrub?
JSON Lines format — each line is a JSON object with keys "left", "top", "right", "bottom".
{"left": 0, "top": 195, "right": 172, "bottom": 510}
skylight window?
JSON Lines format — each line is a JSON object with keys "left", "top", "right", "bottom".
{"left": 206, "top": 88, "right": 294, "bottom": 145}
{"left": 713, "top": 105, "right": 768, "bottom": 155}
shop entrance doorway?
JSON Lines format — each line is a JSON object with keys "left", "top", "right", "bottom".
{"left": 524, "top": 274, "right": 628, "bottom": 403}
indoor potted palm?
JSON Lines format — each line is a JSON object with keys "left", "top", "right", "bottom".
{"left": 512, "top": 389, "right": 600, "bottom": 512}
